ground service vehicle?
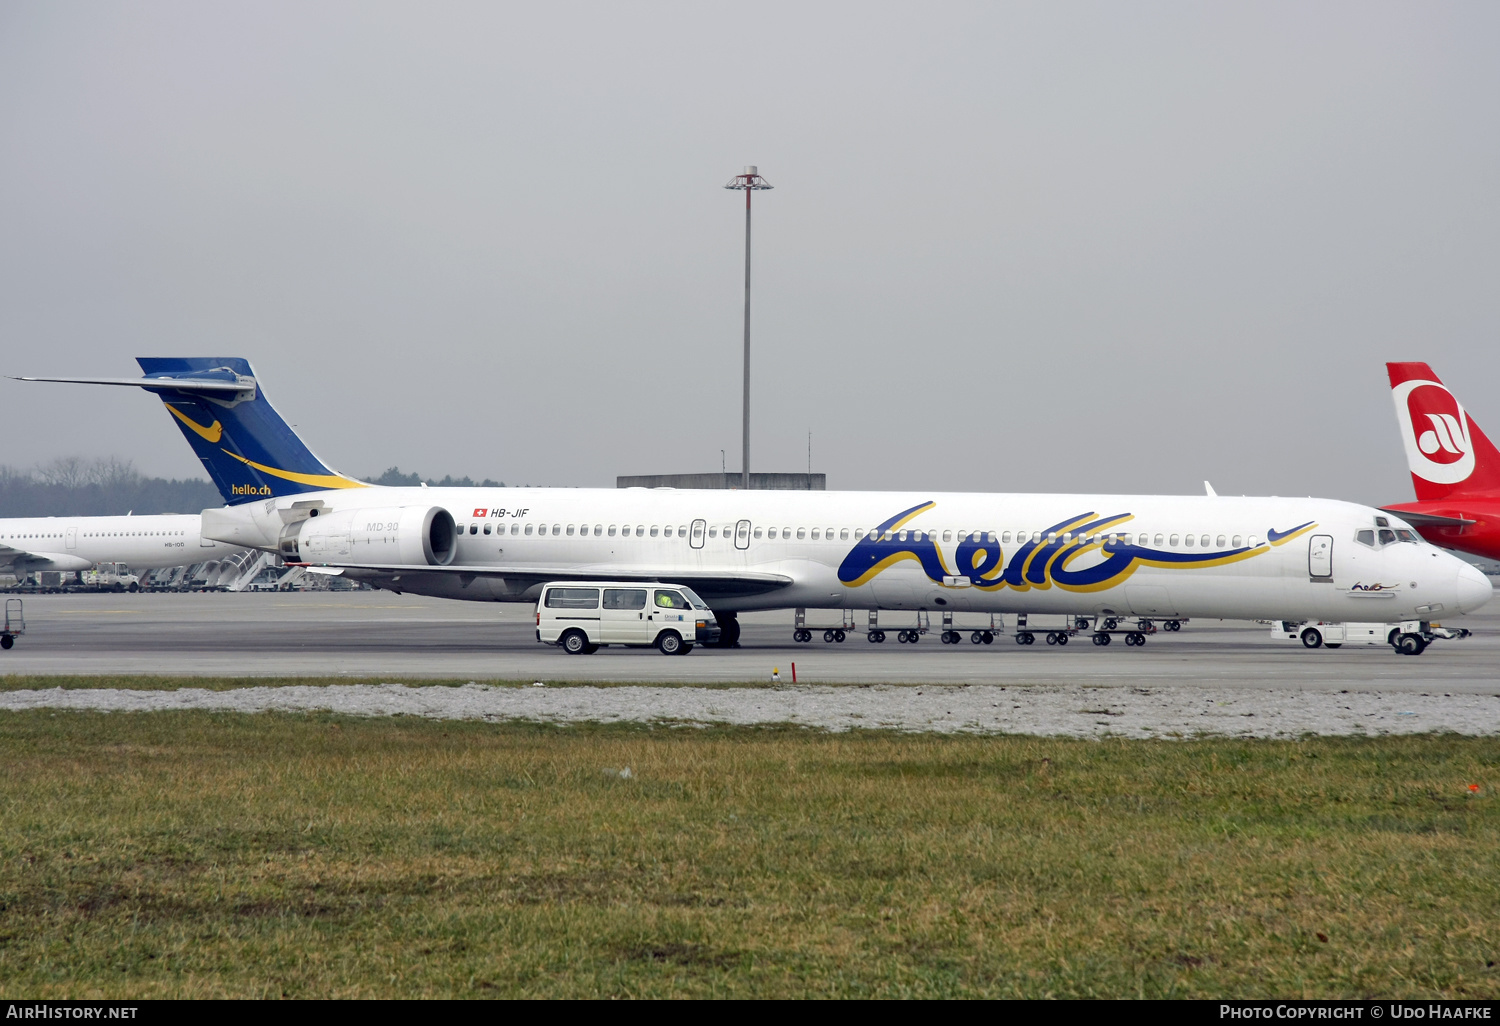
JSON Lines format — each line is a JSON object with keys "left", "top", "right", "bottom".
{"left": 1, "top": 598, "right": 23, "bottom": 649}
{"left": 537, "top": 581, "right": 720, "bottom": 655}
{"left": 1270, "top": 619, "right": 1472, "bottom": 655}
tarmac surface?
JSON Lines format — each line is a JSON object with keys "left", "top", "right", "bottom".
{"left": 1, "top": 591, "right": 1497, "bottom": 693}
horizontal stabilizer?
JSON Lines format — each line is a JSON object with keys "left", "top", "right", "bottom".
{"left": 1379, "top": 507, "right": 1477, "bottom": 529}
{"left": 12, "top": 374, "right": 253, "bottom": 395}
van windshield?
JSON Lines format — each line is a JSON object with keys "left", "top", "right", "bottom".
{"left": 678, "top": 587, "right": 711, "bottom": 610}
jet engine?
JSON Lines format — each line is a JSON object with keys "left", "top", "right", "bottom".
{"left": 278, "top": 506, "right": 457, "bottom": 566}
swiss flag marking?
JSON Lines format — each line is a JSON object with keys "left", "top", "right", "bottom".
{"left": 472, "top": 507, "right": 487, "bottom": 517}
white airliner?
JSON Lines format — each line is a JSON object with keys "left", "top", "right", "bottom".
{"left": 0, "top": 513, "right": 235, "bottom": 577}
{"left": 19, "top": 359, "right": 1492, "bottom": 649}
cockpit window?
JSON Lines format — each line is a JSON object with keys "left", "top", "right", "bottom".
{"left": 1374, "top": 516, "right": 1390, "bottom": 528}
{"left": 1378, "top": 529, "right": 1397, "bottom": 545}
{"left": 1356, "top": 530, "right": 1375, "bottom": 547}
{"left": 1396, "top": 529, "right": 1417, "bottom": 542}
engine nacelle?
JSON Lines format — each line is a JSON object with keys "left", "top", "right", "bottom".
{"left": 278, "top": 506, "right": 457, "bottom": 567}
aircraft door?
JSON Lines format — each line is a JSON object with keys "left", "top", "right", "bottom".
{"left": 689, "top": 520, "right": 706, "bottom": 550}
{"left": 65, "top": 527, "right": 77, "bottom": 551}
{"left": 1308, "top": 534, "right": 1333, "bottom": 578}
{"left": 734, "top": 520, "right": 751, "bottom": 550}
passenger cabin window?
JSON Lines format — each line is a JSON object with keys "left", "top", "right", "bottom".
{"left": 1184, "top": 535, "right": 1195, "bottom": 547}
{"left": 797, "top": 528, "right": 806, "bottom": 540}
{"left": 608, "top": 525, "right": 617, "bottom": 537}
{"left": 1216, "top": 535, "right": 1226, "bottom": 547}
{"left": 635, "top": 526, "right": 645, "bottom": 537}
{"left": 825, "top": 527, "right": 834, "bottom": 538}
{"left": 470, "top": 524, "right": 479, "bottom": 535}
{"left": 1356, "top": 530, "right": 1376, "bottom": 547}
{"left": 1170, "top": 534, "right": 1180, "bottom": 546}
{"left": 566, "top": 525, "right": 575, "bottom": 536}
{"left": 525, "top": 524, "right": 534, "bottom": 535}
{"left": 1232, "top": 535, "right": 1241, "bottom": 547}
{"left": 545, "top": 588, "right": 599, "bottom": 609}
{"left": 595, "top": 525, "right": 603, "bottom": 536}
{"left": 754, "top": 527, "right": 763, "bottom": 538}
{"left": 603, "top": 588, "right": 646, "bottom": 610}
{"left": 1248, "top": 535, "right": 1259, "bottom": 547}
{"left": 854, "top": 529, "right": 865, "bottom": 540}
{"left": 650, "top": 526, "right": 659, "bottom": 537}
{"left": 483, "top": 523, "right": 492, "bottom": 535}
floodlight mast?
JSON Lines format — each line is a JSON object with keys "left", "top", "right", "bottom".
{"left": 724, "top": 166, "right": 772, "bottom": 490}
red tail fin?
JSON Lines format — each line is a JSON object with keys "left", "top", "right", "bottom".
{"left": 1387, "top": 362, "right": 1500, "bottom": 500}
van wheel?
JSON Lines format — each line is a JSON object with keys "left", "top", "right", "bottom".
{"left": 1301, "top": 628, "right": 1323, "bottom": 649}
{"left": 0, "top": 635, "right": 12, "bottom": 650}
{"left": 657, "top": 630, "right": 683, "bottom": 655}
{"left": 1396, "top": 633, "right": 1426, "bottom": 656}
{"left": 561, "top": 629, "right": 590, "bottom": 655}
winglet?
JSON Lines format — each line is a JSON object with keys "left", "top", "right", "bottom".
{"left": 1204, "top": 481, "right": 1217, "bottom": 498}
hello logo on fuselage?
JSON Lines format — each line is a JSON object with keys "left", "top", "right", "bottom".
{"left": 836, "top": 502, "right": 1316, "bottom": 594}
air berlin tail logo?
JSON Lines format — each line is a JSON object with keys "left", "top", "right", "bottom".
{"left": 1392, "top": 379, "right": 1475, "bottom": 485}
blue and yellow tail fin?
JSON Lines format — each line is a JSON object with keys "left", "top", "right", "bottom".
{"left": 130, "top": 358, "right": 365, "bottom": 503}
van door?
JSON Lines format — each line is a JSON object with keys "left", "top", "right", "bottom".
{"left": 1308, "top": 535, "right": 1333, "bottom": 578}
{"left": 601, "top": 587, "right": 650, "bottom": 643}
{"left": 734, "top": 520, "right": 751, "bottom": 550}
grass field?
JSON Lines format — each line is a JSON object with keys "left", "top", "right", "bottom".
{"left": 0, "top": 710, "right": 1496, "bottom": 998}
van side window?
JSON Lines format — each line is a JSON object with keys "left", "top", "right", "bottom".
{"left": 603, "top": 589, "right": 647, "bottom": 610}
{"left": 545, "top": 588, "right": 599, "bottom": 609}
{"left": 654, "top": 590, "right": 690, "bottom": 609}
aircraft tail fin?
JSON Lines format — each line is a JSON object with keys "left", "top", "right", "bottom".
{"left": 1387, "top": 362, "right": 1500, "bottom": 501}
{"left": 17, "top": 358, "right": 366, "bottom": 504}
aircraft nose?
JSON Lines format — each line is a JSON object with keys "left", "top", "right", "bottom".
{"left": 1456, "top": 562, "right": 1494, "bottom": 614}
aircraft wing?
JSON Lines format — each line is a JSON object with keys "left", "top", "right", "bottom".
{"left": 0, "top": 544, "right": 89, "bottom": 573}
{"left": 291, "top": 562, "right": 795, "bottom": 600}
{"left": 1379, "top": 508, "right": 1478, "bottom": 529}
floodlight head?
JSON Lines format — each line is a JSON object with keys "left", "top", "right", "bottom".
{"left": 724, "top": 166, "right": 773, "bottom": 190}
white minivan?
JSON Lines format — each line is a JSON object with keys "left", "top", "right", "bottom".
{"left": 536, "top": 581, "right": 721, "bottom": 655}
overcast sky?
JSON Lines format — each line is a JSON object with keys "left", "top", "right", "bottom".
{"left": 1, "top": 1, "right": 1496, "bottom": 504}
